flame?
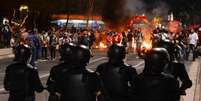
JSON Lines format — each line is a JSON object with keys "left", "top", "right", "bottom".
{"left": 141, "top": 41, "right": 152, "bottom": 50}
{"left": 141, "top": 25, "right": 153, "bottom": 51}
{"left": 99, "top": 42, "right": 107, "bottom": 48}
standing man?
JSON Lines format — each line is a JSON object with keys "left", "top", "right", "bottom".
{"left": 2, "top": 21, "right": 11, "bottom": 47}
{"left": 79, "top": 31, "right": 90, "bottom": 47}
{"left": 135, "top": 48, "right": 180, "bottom": 101}
{"left": 49, "top": 44, "right": 100, "bottom": 101}
{"left": 156, "top": 41, "right": 192, "bottom": 95}
{"left": 4, "top": 45, "right": 44, "bottom": 101}
{"left": 127, "top": 29, "right": 134, "bottom": 53}
{"left": 27, "top": 30, "right": 37, "bottom": 66}
{"left": 121, "top": 32, "right": 128, "bottom": 48}
{"left": 34, "top": 29, "right": 42, "bottom": 61}
{"left": 96, "top": 44, "right": 137, "bottom": 101}
{"left": 135, "top": 28, "right": 143, "bottom": 57}
{"left": 46, "top": 43, "right": 76, "bottom": 101}
{"left": 186, "top": 29, "right": 199, "bottom": 61}
{"left": 49, "top": 31, "right": 57, "bottom": 60}
{"left": 41, "top": 31, "right": 48, "bottom": 60}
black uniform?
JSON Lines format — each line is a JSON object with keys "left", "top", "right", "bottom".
{"left": 135, "top": 48, "right": 180, "bottom": 101}
{"left": 4, "top": 45, "right": 43, "bottom": 101}
{"left": 156, "top": 41, "right": 192, "bottom": 94}
{"left": 135, "top": 72, "right": 180, "bottom": 101}
{"left": 46, "top": 43, "right": 77, "bottom": 101}
{"left": 96, "top": 44, "right": 137, "bottom": 101}
{"left": 48, "top": 44, "right": 100, "bottom": 101}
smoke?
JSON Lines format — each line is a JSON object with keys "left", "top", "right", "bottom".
{"left": 102, "top": 0, "right": 127, "bottom": 31}
{"left": 124, "top": 0, "right": 146, "bottom": 16}
{"left": 149, "top": 1, "right": 169, "bottom": 20}
{"left": 124, "top": 0, "right": 170, "bottom": 20}
{"left": 102, "top": 0, "right": 170, "bottom": 30}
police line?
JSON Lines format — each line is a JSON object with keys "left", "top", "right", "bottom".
{"left": 0, "top": 57, "right": 145, "bottom": 94}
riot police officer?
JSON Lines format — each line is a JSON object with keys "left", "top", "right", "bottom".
{"left": 96, "top": 44, "right": 137, "bottom": 101}
{"left": 46, "top": 43, "right": 77, "bottom": 101}
{"left": 135, "top": 48, "right": 180, "bottom": 101}
{"left": 156, "top": 41, "right": 192, "bottom": 95}
{"left": 48, "top": 44, "right": 100, "bottom": 101}
{"left": 4, "top": 44, "right": 44, "bottom": 101}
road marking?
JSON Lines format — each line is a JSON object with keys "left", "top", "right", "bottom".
{"left": 89, "top": 57, "right": 107, "bottom": 64}
{"left": 40, "top": 73, "right": 50, "bottom": 78}
{"left": 0, "top": 55, "right": 14, "bottom": 60}
{"left": 39, "top": 57, "right": 108, "bottom": 79}
{"left": 133, "top": 61, "right": 144, "bottom": 68}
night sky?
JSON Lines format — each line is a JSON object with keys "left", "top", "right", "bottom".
{"left": 1, "top": 0, "right": 201, "bottom": 28}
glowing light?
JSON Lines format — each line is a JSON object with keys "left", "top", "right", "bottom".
{"left": 99, "top": 42, "right": 107, "bottom": 49}
{"left": 19, "top": 5, "right": 29, "bottom": 12}
{"left": 141, "top": 41, "right": 152, "bottom": 50}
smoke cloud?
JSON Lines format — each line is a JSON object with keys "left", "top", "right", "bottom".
{"left": 124, "top": 0, "right": 146, "bottom": 16}
{"left": 102, "top": 0, "right": 170, "bottom": 30}
{"left": 102, "top": 0, "right": 127, "bottom": 30}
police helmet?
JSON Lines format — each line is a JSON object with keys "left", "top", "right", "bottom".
{"left": 155, "top": 41, "right": 175, "bottom": 61}
{"left": 144, "top": 48, "right": 170, "bottom": 73}
{"left": 60, "top": 43, "right": 76, "bottom": 62}
{"left": 107, "top": 44, "right": 126, "bottom": 60}
{"left": 74, "top": 45, "right": 91, "bottom": 65}
{"left": 14, "top": 44, "right": 32, "bottom": 63}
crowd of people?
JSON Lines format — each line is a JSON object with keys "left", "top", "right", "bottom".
{"left": 1, "top": 21, "right": 201, "bottom": 66}
{"left": 1, "top": 22, "right": 201, "bottom": 101}
{"left": 1, "top": 24, "right": 97, "bottom": 66}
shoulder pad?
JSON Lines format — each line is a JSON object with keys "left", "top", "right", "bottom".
{"left": 124, "top": 63, "right": 136, "bottom": 69}
{"left": 86, "top": 68, "right": 95, "bottom": 73}
{"left": 161, "top": 72, "right": 174, "bottom": 78}
{"left": 27, "top": 64, "right": 38, "bottom": 70}
{"left": 124, "top": 63, "right": 133, "bottom": 67}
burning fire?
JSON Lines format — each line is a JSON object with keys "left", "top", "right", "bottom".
{"left": 141, "top": 25, "right": 153, "bottom": 51}
{"left": 141, "top": 41, "right": 152, "bottom": 50}
{"left": 99, "top": 42, "right": 107, "bottom": 48}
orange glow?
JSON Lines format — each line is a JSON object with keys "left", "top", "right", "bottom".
{"left": 168, "top": 20, "right": 180, "bottom": 33}
{"left": 152, "top": 16, "right": 161, "bottom": 27}
{"left": 141, "top": 24, "right": 153, "bottom": 51}
{"left": 99, "top": 42, "right": 107, "bottom": 48}
{"left": 141, "top": 41, "right": 152, "bottom": 50}
{"left": 51, "top": 14, "right": 102, "bottom": 20}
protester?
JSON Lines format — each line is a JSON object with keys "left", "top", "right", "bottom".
{"left": 41, "top": 31, "right": 49, "bottom": 60}
{"left": 135, "top": 28, "right": 143, "bottom": 57}
{"left": 186, "top": 29, "right": 199, "bottom": 61}
{"left": 49, "top": 31, "right": 57, "bottom": 60}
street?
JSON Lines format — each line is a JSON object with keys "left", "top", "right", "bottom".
{"left": 0, "top": 48, "right": 200, "bottom": 101}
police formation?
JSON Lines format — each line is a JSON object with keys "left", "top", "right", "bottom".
{"left": 4, "top": 42, "right": 192, "bottom": 101}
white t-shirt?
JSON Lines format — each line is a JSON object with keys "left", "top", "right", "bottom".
{"left": 188, "top": 32, "right": 198, "bottom": 45}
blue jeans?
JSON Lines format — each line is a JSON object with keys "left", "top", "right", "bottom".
{"left": 186, "top": 44, "right": 196, "bottom": 60}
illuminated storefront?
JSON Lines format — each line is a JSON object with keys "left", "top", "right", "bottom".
{"left": 50, "top": 14, "right": 104, "bottom": 28}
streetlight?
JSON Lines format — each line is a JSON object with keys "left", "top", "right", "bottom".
{"left": 19, "top": 5, "right": 29, "bottom": 12}
{"left": 19, "top": 5, "right": 29, "bottom": 27}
